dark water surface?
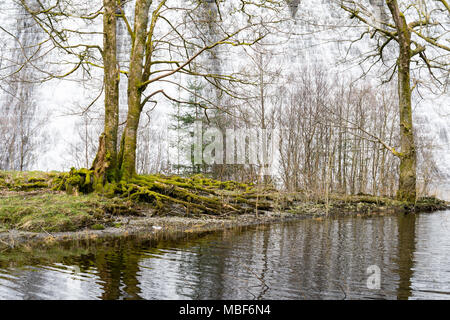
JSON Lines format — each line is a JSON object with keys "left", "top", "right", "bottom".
{"left": 1, "top": 210, "right": 450, "bottom": 300}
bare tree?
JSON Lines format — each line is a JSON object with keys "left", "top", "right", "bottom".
{"left": 276, "top": 64, "right": 401, "bottom": 198}
{"left": 336, "top": 0, "right": 450, "bottom": 202}
{"left": 64, "top": 111, "right": 103, "bottom": 169}
{"left": 18, "top": 0, "right": 285, "bottom": 184}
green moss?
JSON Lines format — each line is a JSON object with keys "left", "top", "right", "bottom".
{"left": 51, "top": 168, "right": 95, "bottom": 194}
{"left": 0, "top": 171, "right": 57, "bottom": 191}
{"left": 3, "top": 171, "right": 444, "bottom": 232}
{"left": 91, "top": 224, "right": 105, "bottom": 230}
{"left": 0, "top": 170, "right": 277, "bottom": 230}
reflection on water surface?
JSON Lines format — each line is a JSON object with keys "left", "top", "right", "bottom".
{"left": 1, "top": 210, "right": 450, "bottom": 300}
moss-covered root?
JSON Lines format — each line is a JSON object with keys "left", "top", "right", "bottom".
{"left": 52, "top": 168, "right": 94, "bottom": 194}
{"left": 123, "top": 175, "right": 280, "bottom": 215}
{"left": 50, "top": 169, "right": 282, "bottom": 215}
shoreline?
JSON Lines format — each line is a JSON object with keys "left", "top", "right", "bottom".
{"left": 2, "top": 204, "right": 449, "bottom": 250}
{"left": 0, "top": 212, "right": 313, "bottom": 249}
{"left": 1, "top": 170, "right": 449, "bottom": 249}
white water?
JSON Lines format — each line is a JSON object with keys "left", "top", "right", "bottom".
{"left": 0, "top": 0, "right": 449, "bottom": 192}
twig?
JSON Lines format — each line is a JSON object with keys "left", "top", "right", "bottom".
{"left": 0, "top": 238, "right": 13, "bottom": 249}
{"left": 336, "top": 283, "right": 347, "bottom": 300}
{"left": 243, "top": 265, "right": 270, "bottom": 291}
{"left": 41, "top": 227, "right": 55, "bottom": 238}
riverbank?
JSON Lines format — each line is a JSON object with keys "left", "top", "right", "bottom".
{"left": 0, "top": 212, "right": 306, "bottom": 249}
{"left": 1, "top": 170, "right": 448, "bottom": 248}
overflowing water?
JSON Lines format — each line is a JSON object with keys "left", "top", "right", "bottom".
{"left": 0, "top": 210, "right": 450, "bottom": 300}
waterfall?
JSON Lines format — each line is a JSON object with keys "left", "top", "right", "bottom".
{"left": 0, "top": 0, "right": 448, "bottom": 195}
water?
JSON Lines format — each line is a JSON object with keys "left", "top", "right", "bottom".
{"left": 0, "top": 210, "right": 450, "bottom": 300}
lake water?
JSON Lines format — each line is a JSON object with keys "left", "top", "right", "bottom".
{"left": 1, "top": 210, "right": 450, "bottom": 300}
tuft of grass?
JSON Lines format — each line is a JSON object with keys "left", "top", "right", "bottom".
{"left": 91, "top": 224, "right": 105, "bottom": 230}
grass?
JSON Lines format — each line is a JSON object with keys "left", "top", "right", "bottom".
{"left": 0, "top": 170, "right": 58, "bottom": 191}
{"left": 0, "top": 192, "right": 137, "bottom": 233}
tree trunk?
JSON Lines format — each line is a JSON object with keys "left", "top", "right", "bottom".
{"left": 387, "top": 0, "right": 417, "bottom": 203}
{"left": 119, "top": 0, "right": 151, "bottom": 181}
{"left": 396, "top": 53, "right": 416, "bottom": 202}
{"left": 92, "top": 0, "right": 120, "bottom": 184}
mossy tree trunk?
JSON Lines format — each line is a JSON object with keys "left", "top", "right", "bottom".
{"left": 118, "top": 0, "right": 151, "bottom": 181}
{"left": 396, "top": 55, "right": 416, "bottom": 203}
{"left": 92, "top": 0, "right": 120, "bottom": 185}
{"left": 387, "top": 0, "right": 417, "bottom": 203}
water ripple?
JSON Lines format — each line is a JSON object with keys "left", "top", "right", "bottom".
{"left": 0, "top": 210, "right": 449, "bottom": 299}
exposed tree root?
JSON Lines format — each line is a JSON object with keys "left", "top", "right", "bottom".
{"left": 2, "top": 169, "right": 448, "bottom": 217}
{"left": 51, "top": 169, "right": 285, "bottom": 215}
